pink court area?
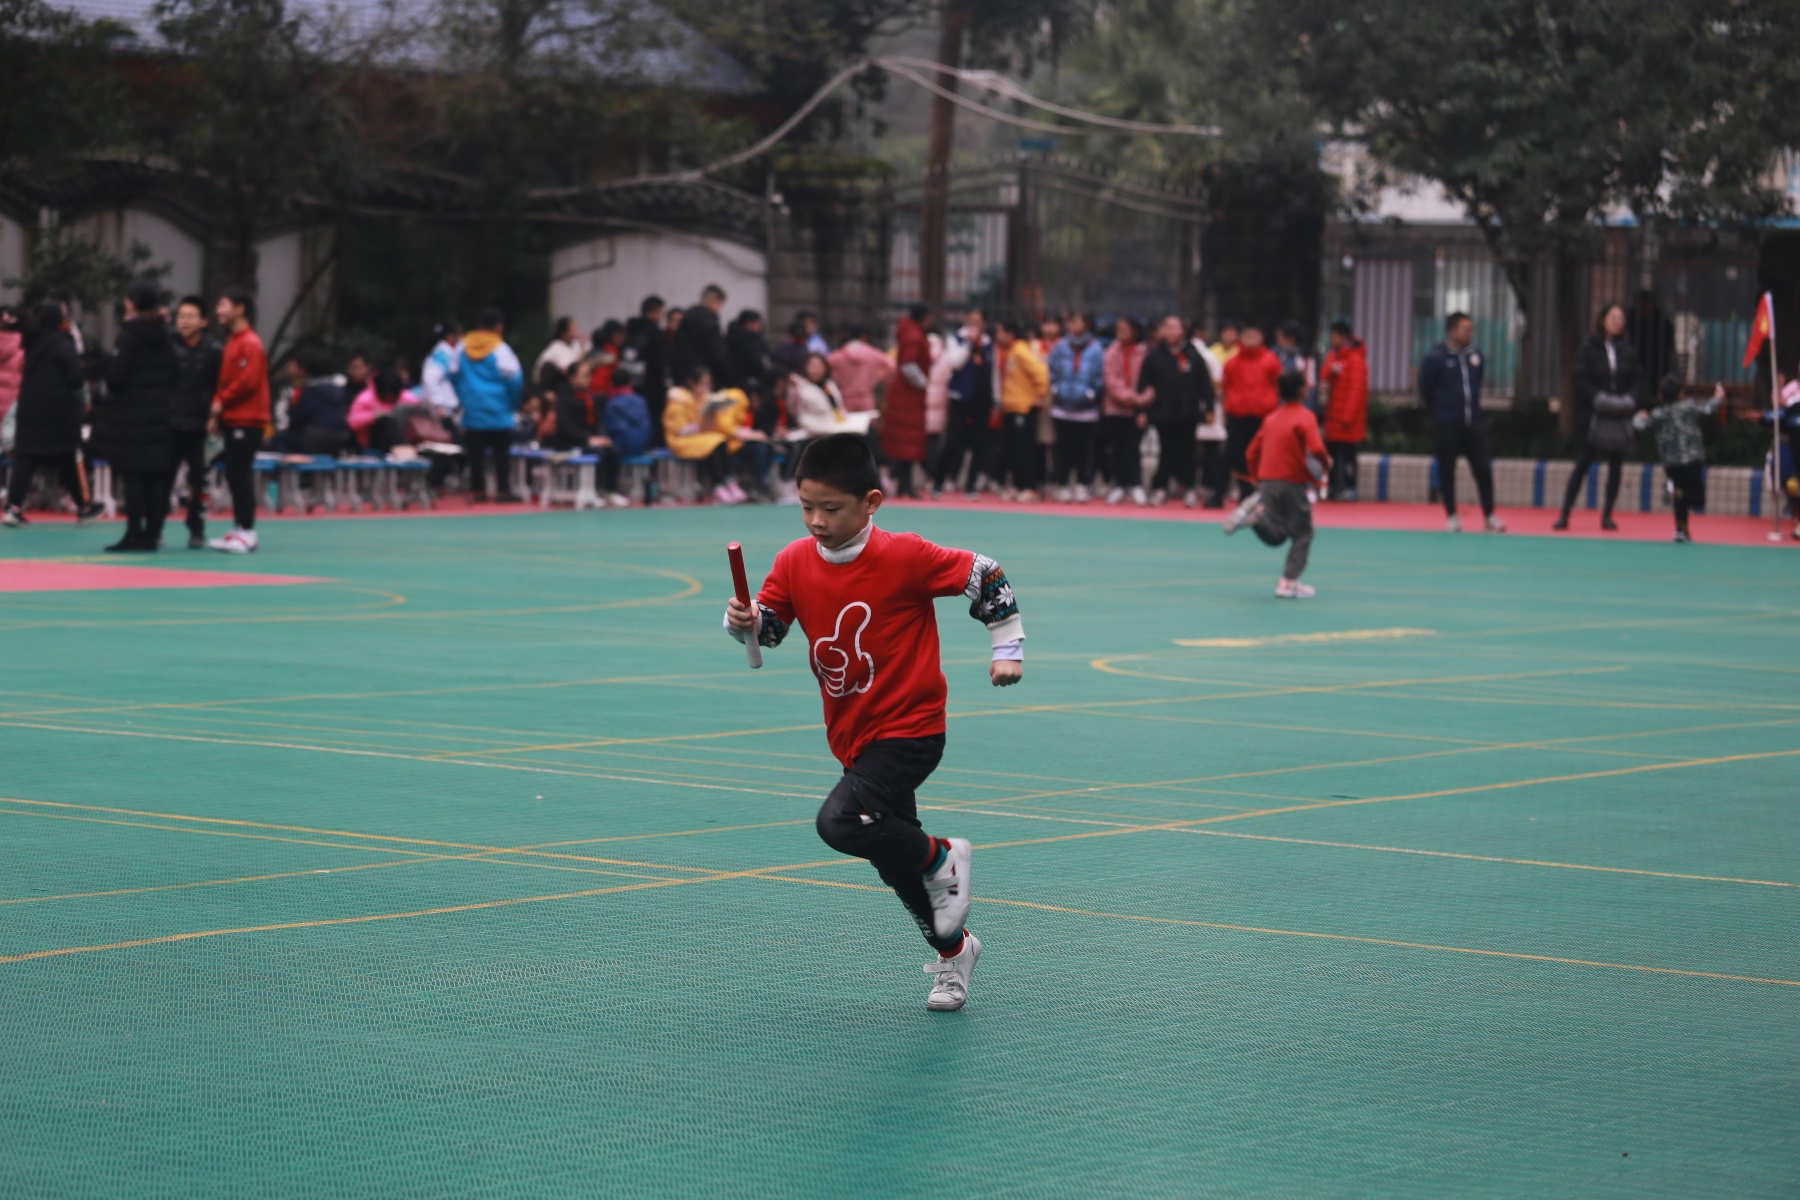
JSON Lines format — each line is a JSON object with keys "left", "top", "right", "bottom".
{"left": 0, "top": 561, "right": 327, "bottom": 593}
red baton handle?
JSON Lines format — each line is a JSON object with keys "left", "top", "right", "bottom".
{"left": 728, "top": 542, "right": 753, "bottom": 606}
{"left": 727, "top": 543, "right": 762, "bottom": 669}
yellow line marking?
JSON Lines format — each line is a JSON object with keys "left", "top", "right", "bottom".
{"left": 0, "top": 562, "right": 700, "bottom": 633}
{"left": 0, "top": 878, "right": 704, "bottom": 964}
{"left": 1087, "top": 660, "right": 1626, "bottom": 690}
{"left": 0, "top": 666, "right": 775, "bottom": 720}
{"left": 0, "top": 721, "right": 825, "bottom": 800}
{"left": 423, "top": 723, "right": 824, "bottom": 758}
{"left": 0, "top": 850, "right": 856, "bottom": 965}
{"left": 1173, "top": 627, "right": 1437, "bottom": 649}
{"left": 0, "top": 859, "right": 436, "bottom": 905}
{"left": 965, "top": 748, "right": 1800, "bottom": 851}
{"left": 961, "top": 895, "right": 1800, "bottom": 987}
{"left": 1171, "top": 829, "right": 1800, "bottom": 888}
{"left": 746, "top": 875, "right": 1800, "bottom": 987}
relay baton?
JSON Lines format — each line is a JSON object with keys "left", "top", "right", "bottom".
{"left": 727, "top": 542, "right": 762, "bottom": 669}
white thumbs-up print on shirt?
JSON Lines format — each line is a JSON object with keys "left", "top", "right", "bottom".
{"left": 812, "top": 602, "right": 876, "bottom": 697}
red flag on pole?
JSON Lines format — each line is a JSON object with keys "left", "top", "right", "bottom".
{"left": 1743, "top": 292, "right": 1774, "bottom": 368}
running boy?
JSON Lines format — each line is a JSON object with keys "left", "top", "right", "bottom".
{"left": 1223, "top": 369, "right": 1329, "bottom": 599}
{"left": 1634, "top": 377, "right": 1722, "bottom": 543}
{"left": 724, "top": 433, "right": 1024, "bottom": 1011}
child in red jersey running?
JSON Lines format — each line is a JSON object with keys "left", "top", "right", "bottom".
{"left": 724, "top": 433, "right": 1025, "bottom": 1011}
{"left": 1222, "top": 369, "right": 1330, "bottom": 599}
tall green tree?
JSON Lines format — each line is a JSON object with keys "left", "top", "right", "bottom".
{"left": 415, "top": 0, "right": 709, "bottom": 313}
{"left": 153, "top": 0, "right": 361, "bottom": 290}
{"left": 1064, "top": 0, "right": 1332, "bottom": 328}
{"left": 0, "top": 0, "right": 124, "bottom": 174}
{"left": 1264, "top": 0, "right": 1800, "bottom": 405}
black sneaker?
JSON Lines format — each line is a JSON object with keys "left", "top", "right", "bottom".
{"left": 104, "top": 535, "right": 148, "bottom": 553}
{"left": 188, "top": 532, "right": 206, "bottom": 549}
{"left": 75, "top": 501, "right": 104, "bottom": 525}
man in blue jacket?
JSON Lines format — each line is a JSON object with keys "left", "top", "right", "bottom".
{"left": 1417, "top": 311, "right": 1504, "bottom": 533}
{"left": 452, "top": 306, "right": 525, "bottom": 502}
{"left": 1047, "top": 312, "right": 1106, "bottom": 502}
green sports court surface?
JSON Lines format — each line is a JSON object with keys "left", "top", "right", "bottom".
{"left": 1, "top": 507, "right": 1796, "bottom": 1197}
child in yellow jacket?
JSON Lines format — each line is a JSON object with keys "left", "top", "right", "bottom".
{"left": 996, "top": 321, "right": 1049, "bottom": 500}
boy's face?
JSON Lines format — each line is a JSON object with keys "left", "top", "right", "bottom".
{"left": 798, "top": 479, "right": 882, "bottom": 550}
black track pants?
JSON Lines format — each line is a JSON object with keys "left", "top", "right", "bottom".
{"left": 814, "top": 735, "right": 960, "bottom": 952}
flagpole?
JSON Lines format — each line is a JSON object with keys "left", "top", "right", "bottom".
{"left": 1769, "top": 295, "right": 1784, "bottom": 543}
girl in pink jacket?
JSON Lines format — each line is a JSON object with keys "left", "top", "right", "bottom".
{"left": 1101, "top": 318, "right": 1151, "bottom": 504}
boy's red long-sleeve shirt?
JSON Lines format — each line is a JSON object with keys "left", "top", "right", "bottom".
{"left": 1246, "top": 402, "right": 1329, "bottom": 485}
{"left": 213, "top": 325, "right": 271, "bottom": 427}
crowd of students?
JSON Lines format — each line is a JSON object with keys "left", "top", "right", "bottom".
{"left": 1, "top": 277, "right": 1789, "bottom": 556}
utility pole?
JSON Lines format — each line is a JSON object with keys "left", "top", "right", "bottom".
{"left": 919, "top": 0, "right": 968, "bottom": 306}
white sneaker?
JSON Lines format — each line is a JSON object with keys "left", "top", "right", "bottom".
{"left": 924, "top": 933, "right": 981, "bottom": 1012}
{"left": 1184, "top": 489, "right": 1200, "bottom": 509}
{"left": 921, "top": 837, "right": 972, "bottom": 940}
{"left": 1275, "top": 578, "right": 1315, "bottom": 599}
{"left": 1105, "top": 486, "right": 1124, "bottom": 505}
{"left": 1445, "top": 514, "right": 1463, "bottom": 533}
{"left": 605, "top": 492, "right": 632, "bottom": 508}
{"left": 1485, "top": 514, "right": 1507, "bottom": 533}
{"left": 1222, "top": 492, "right": 1263, "bottom": 535}
{"left": 1073, "top": 484, "right": 1091, "bottom": 504}
{"left": 1052, "top": 486, "right": 1072, "bottom": 504}
{"left": 1130, "top": 486, "right": 1148, "bottom": 506}
{"left": 208, "top": 528, "right": 256, "bottom": 554}
{"left": 1148, "top": 488, "right": 1167, "bottom": 507}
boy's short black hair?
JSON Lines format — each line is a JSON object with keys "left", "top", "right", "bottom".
{"left": 1277, "top": 369, "right": 1307, "bottom": 401}
{"left": 795, "top": 433, "right": 880, "bottom": 497}
{"left": 476, "top": 306, "right": 504, "bottom": 331}
{"left": 1658, "top": 374, "right": 1683, "bottom": 404}
{"left": 125, "top": 277, "right": 162, "bottom": 314}
{"left": 177, "top": 294, "right": 207, "bottom": 315}
{"left": 1329, "top": 318, "right": 1353, "bottom": 337}
{"left": 220, "top": 285, "right": 254, "bottom": 322}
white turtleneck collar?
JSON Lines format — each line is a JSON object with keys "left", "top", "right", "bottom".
{"left": 815, "top": 521, "right": 874, "bottom": 564}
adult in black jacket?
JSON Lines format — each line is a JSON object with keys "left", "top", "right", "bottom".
{"left": 726, "top": 310, "right": 778, "bottom": 434}
{"left": 671, "top": 285, "right": 734, "bottom": 393}
{"left": 1556, "top": 303, "right": 1642, "bottom": 531}
{"left": 623, "top": 295, "right": 668, "bottom": 444}
{"left": 1139, "top": 315, "right": 1216, "bottom": 504}
{"left": 168, "top": 294, "right": 222, "bottom": 546}
{"left": 4, "top": 301, "right": 102, "bottom": 528}
{"left": 100, "top": 280, "right": 180, "bottom": 550}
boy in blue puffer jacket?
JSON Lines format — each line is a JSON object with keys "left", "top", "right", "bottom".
{"left": 603, "top": 354, "right": 654, "bottom": 504}
{"left": 451, "top": 306, "right": 524, "bottom": 501}
{"left": 1046, "top": 312, "right": 1107, "bottom": 502}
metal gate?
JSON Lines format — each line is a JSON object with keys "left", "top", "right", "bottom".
{"left": 1354, "top": 259, "right": 1413, "bottom": 393}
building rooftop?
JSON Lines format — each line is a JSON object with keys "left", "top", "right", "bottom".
{"left": 49, "top": 0, "right": 759, "bottom": 94}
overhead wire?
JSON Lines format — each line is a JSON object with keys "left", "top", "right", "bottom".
{"left": 553, "top": 55, "right": 1219, "bottom": 197}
